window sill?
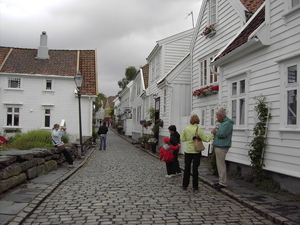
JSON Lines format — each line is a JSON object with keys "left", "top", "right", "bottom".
{"left": 233, "top": 127, "right": 249, "bottom": 137}
{"left": 282, "top": 5, "right": 300, "bottom": 24}
{"left": 278, "top": 128, "right": 300, "bottom": 140}
{"left": 4, "top": 88, "right": 23, "bottom": 91}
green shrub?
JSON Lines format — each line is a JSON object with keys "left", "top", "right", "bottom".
{"left": 2, "top": 130, "right": 69, "bottom": 150}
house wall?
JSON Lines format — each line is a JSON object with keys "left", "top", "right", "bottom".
{"left": 0, "top": 74, "right": 94, "bottom": 143}
{"left": 217, "top": 0, "right": 300, "bottom": 189}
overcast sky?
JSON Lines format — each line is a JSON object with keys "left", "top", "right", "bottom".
{"left": 0, "top": 0, "right": 202, "bottom": 97}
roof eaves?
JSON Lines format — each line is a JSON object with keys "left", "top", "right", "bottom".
{"left": 212, "top": 2, "right": 265, "bottom": 63}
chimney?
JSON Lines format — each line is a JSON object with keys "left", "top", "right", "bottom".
{"left": 36, "top": 31, "right": 49, "bottom": 59}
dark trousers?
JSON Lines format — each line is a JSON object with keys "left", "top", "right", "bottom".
{"left": 166, "top": 161, "right": 175, "bottom": 175}
{"left": 182, "top": 152, "right": 201, "bottom": 189}
{"left": 58, "top": 145, "right": 74, "bottom": 165}
{"left": 172, "top": 149, "right": 181, "bottom": 174}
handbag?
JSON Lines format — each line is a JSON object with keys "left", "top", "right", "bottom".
{"left": 194, "top": 127, "right": 205, "bottom": 152}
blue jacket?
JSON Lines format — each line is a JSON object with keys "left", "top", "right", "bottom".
{"left": 212, "top": 117, "right": 234, "bottom": 150}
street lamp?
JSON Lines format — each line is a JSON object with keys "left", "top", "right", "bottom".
{"left": 74, "top": 71, "right": 83, "bottom": 158}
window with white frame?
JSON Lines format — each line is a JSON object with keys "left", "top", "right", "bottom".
{"left": 201, "top": 109, "right": 205, "bottom": 126}
{"left": 151, "top": 58, "right": 156, "bottom": 81}
{"left": 136, "top": 79, "right": 141, "bottom": 96}
{"left": 46, "top": 79, "right": 52, "bottom": 90}
{"left": 210, "top": 108, "right": 216, "bottom": 126}
{"left": 230, "top": 78, "right": 246, "bottom": 126}
{"left": 282, "top": 60, "right": 299, "bottom": 126}
{"left": 137, "top": 106, "right": 141, "bottom": 122}
{"left": 209, "top": 0, "right": 217, "bottom": 25}
{"left": 7, "top": 107, "right": 20, "bottom": 126}
{"left": 163, "top": 89, "right": 167, "bottom": 112}
{"left": 133, "top": 108, "right": 136, "bottom": 122}
{"left": 199, "top": 57, "right": 218, "bottom": 86}
{"left": 8, "top": 78, "right": 21, "bottom": 88}
{"left": 155, "top": 54, "right": 161, "bottom": 79}
{"left": 292, "top": 0, "right": 300, "bottom": 7}
{"left": 44, "top": 109, "right": 51, "bottom": 127}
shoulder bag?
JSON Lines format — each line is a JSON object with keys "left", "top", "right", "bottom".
{"left": 194, "top": 127, "right": 205, "bottom": 152}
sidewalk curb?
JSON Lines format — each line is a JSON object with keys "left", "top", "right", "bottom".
{"left": 7, "top": 147, "right": 96, "bottom": 225}
{"left": 114, "top": 129, "right": 294, "bottom": 225}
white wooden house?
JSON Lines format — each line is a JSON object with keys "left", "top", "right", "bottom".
{"left": 189, "top": 0, "right": 264, "bottom": 155}
{"left": 0, "top": 32, "right": 98, "bottom": 143}
{"left": 131, "top": 65, "right": 151, "bottom": 140}
{"left": 116, "top": 81, "right": 133, "bottom": 136}
{"left": 210, "top": 0, "right": 300, "bottom": 194}
{"left": 146, "top": 29, "right": 194, "bottom": 144}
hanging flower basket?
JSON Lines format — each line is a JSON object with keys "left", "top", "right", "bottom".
{"left": 192, "top": 85, "right": 219, "bottom": 98}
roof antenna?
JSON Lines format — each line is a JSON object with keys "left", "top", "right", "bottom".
{"left": 185, "top": 11, "right": 194, "bottom": 28}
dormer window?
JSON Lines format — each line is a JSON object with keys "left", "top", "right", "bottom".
{"left": 209, "top": 0, "right": 217, "bottom": 25}
{"left": 292, "top": 0, "right": 300, "bottom": 7}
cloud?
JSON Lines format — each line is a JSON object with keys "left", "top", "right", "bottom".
{"left": 0, "top": 0, "right": 202, "bottom": 96}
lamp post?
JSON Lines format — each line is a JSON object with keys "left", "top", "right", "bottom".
{"left": 74, "top": 71, "right": 83, "bottom": 159}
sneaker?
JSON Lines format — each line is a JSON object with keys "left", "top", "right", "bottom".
{"left": 165, "top": 174, "right": 174, "bottom": 178}
{"left": 69, "top": 163, "right": 77, "bottom": 168}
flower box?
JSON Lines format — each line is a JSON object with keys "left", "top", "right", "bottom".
{"left": 201, "top": 24, "right": 216, "bottom": 38}
{"left": 192, "top": 85, "right": 219, "bottom": 98}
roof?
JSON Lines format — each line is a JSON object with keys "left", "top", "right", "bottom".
{"left": 240, "top": 0, "right": 265, "bottom": 13}
{"left": 141, "top": 64, "right": 149, "bottom": 89}
{"left": 214, "top": 5, "right": 265, "bottom": 61}
{"left": 0, "top": 46, "right": 97, "bottom": 95}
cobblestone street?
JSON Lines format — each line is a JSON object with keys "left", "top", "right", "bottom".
{"left": 22, "top": 130, "right": 274, "bottom": 224}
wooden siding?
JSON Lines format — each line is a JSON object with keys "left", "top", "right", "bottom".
{"left": 164, "top": 36, "right": 192, "bottom": 75}
{"left": 192, "top": 0, "right": 244, "bottom": 112}
{"left": 219, "top": 0, "right": 300, "bottom": 178}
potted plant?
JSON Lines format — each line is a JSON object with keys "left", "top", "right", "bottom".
{"left": 148, "top": 137, "right": 158, "bottom": 153}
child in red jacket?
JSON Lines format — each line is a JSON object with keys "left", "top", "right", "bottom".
{"left": 159, "top": 137, "right": 179, "bottom": 178}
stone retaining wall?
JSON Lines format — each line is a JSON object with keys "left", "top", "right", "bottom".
{"left": 0, "top": 138, "right": 93, "bottom": 195}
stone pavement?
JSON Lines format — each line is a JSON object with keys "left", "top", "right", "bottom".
{"left": 0, "top": 129, "right": 298, "bottom": 224}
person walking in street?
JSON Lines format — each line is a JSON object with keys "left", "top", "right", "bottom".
{"left": 168, "top": 125, "right": 181, "bottom": 175}
{"left": 211, "top": 109, "right": 234, "bottom": 189}
{"left": 181, "top": 115, "right": 214, "bottom": 190}
{"left": 159, "top": 137, "right": 179, "bottom": 178}
{"left": 51, "top": 124, "right": 75, "bottom": 167}
{"left": 98, "top": 121, "right": 108, "bottom": 150}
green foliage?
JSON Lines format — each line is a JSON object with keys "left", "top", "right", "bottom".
{"left": 118, "top": 66, "right": 137, "bottom": 90}
{"left": 94, "top": 93, "right": 106, "bottom": 113}
{"left": 248, "top": 95, "right": 271, "bottom": 183}
{"left": 148, "top": 107, "right": 155, "bottom": 121}
{"left": 2, "top": 130, "right": 69, "bottom": 150}
{"left": 256, "top": 178, "right": 281, "bottom": 193}
{"left": 137, "top": 134, "right": 153, "bottom": 144}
